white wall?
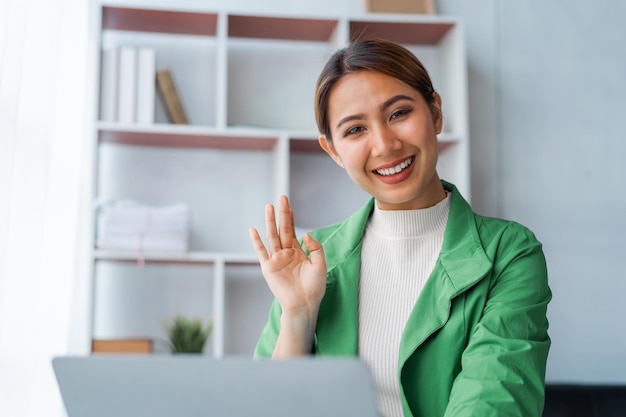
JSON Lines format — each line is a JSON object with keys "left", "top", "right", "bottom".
{"left": 437, "top": 0, "right": 626, "bottom": 383}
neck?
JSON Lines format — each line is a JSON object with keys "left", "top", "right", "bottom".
{"left": 377, "top": 175, "right": 447, "bottom": 211}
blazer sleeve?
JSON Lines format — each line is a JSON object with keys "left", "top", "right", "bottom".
{"left": 444, "top": 223, "right": 552, "bottom": 417}
{"left": 253, "top": 299, "right": 282, "bottom": 358}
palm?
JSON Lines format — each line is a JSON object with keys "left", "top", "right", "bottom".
{"left": 249, "top": 196, "right": 327, "bottom": 317}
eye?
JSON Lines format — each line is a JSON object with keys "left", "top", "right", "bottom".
{"left": 390, "top": 108, "right": 412, "bottom": 121}
{"left": 343, "top": 125, "right": 365, "bottom": 137}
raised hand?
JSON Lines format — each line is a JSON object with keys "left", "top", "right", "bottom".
{"left": 249, "top": 195, "right": 327, "bottom": 356}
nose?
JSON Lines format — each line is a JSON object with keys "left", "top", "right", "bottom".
{"left": 371, "top": 124, "right": 401, "bottom": 156}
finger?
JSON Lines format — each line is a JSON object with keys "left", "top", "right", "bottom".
{"left": 249, "top": 227, "right": 269, "bottom": 262}
{"left": 302, "top": 233, "right": 325, "bottom": 266}
{"left": 277, "top": 195, "right": 293, "bottom": 250}
{"left": 290, "top": 208, "right": 297, "bottom": 242}
{"left": 264, "top": 203, "right": 281, "bottom": 254}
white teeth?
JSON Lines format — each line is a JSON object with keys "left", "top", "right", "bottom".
{"left": 376, "top": 157, "right": 413, "bottom": 176}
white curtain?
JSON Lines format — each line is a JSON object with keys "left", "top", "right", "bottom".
{"left": 0, "top": 0, "right": 91, "bottom": 415}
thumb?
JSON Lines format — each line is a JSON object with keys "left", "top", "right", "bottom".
{"left": 302, "top": 233, "right": 325, "bottom": 265}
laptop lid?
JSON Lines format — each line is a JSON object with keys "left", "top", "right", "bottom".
{"left": 52, "top": 355, "right": 380, "bottom": 417}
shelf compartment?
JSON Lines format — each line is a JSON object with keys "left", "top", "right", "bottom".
{"left": 97, "top": 143, "right": 277, "bottom": 253}
{"left": 228, "top": 14, "right": 338, "bottom": 42}
{"left": 349, "top": 18, "right": 455, "bottom": 45}
{"left": 223, "top": 263, "right": 272, "bottom": 356}
{"left": 92, "top": 261, "right": 215, "bottom": 354}
{"left": 226, "top": 39, "right": 334, "bottom": 131}
{"left": 226, "top": 14, "right": 339, "bottom": 131}
{"left": 100, "top": 30, "right": 219, "bottom": 127}
{"left": 102, "top": 6, "right": 218, "bottom": 36}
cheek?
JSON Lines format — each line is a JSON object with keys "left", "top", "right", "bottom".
{"left": 333, "top": 142, "right": 366, "bottom": 170}
{"left": 401, "top": 119, "right": 438, "bottom": 145}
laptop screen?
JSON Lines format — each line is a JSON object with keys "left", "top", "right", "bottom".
{"left": 52, "top": 355, "right": 380, "bottom": 417}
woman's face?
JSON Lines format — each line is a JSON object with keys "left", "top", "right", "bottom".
{"left": 320, "top": 70, "right": 444, "bottom": 210}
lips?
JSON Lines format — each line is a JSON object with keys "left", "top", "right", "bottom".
{"left": 374, "top": 156, "right": 414, "bottom": 176}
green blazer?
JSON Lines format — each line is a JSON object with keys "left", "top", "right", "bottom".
{"left": 255, "top": 181, "right": 551, "bottom": 417}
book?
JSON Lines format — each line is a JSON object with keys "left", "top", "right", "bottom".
{"left": 136, "top": 48, "right": 156, "bottom": 124}
{"left": 117, "top": 46, "right": 137, "bottom": 123}
{"left": 99, "top": 46, "right": 119, "bottom": 121}
{"left": 92, "top": 338, "right": 153, "bottom": 354}
{"left": 156, "top": 69, "right": 189, "bottom": 124}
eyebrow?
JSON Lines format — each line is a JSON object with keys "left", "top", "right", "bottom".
{"left": 334, "top": 94, "right": 415, "bottom": 130}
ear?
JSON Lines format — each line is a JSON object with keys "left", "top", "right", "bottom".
{"left": 431, "top": 92, "right": 443, "bottom": 134}
{"left": 319, "top": 135, "right": 344, "bottom": 168}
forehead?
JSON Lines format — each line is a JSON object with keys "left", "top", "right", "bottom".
{"left": 327, "top": 71, "right": 422, "bottom": 117}
{"left": 331, "top": 70, "right": 413, "bottom": 97}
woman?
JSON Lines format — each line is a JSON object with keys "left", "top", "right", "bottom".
{"left": 249, "top": 39, "right": 551, "bottom": 417}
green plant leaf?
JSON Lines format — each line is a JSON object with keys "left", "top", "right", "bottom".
{"left": 163, "top": 315, "right": 213, "bottom": 353}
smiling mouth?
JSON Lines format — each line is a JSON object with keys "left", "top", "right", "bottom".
{"left": 374, "top": 156, "right": 414, "bottom": 176}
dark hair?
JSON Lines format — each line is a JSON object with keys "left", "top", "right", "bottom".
{"left": 314, "top": 38, "right": 437, "bottom": 140}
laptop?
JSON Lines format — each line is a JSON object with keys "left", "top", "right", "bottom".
{"left": 52, "top": 355, "right": 380, "bottom": 417}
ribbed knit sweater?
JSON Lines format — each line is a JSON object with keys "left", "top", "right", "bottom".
{"left": 358, "top": 193, "right": 451, "bottom": 417}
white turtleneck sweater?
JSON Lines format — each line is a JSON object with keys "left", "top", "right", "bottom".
{"left": 358, "top": 193, "right": 451, "bottom": 417}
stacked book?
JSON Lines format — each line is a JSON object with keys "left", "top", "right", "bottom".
{"left": 100, "top": 46, "right": 188, "bottom": 124}
{"left": 96, "top": 201, "right": 190, "bottom": 253}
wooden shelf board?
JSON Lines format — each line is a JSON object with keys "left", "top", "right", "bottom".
{"left": 93, "top": 249, "right": 259, "bottom": 265}
{"left": 228, "top": 15, "right": 338, "bottom": 42}
{"left": 290, "top": 137, "right": 324, "bottom": 153}
{"left": 102, "top": 6, "right": 218, "bottom": 36}
{"left": 349, "top": 20, "right": 454, "bottom": 45}
{"left": 437, "top": 132, "right": 461, "bottom": 152}
{"left": 98, "top": 126, "right": 278, "bottom": 151}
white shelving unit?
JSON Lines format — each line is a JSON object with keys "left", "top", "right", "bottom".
{"left": 87, "top": 1, "right": 470, "bottom": 357}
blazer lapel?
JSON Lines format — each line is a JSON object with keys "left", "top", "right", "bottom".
{"left": 399, "top": 182, "right": 492, "bottom": 363}
{"left": 314, "top": 249, "right": 361, "bottom": 355}
{"left": 313, "top": 199, "right": 374, "bottom": 356}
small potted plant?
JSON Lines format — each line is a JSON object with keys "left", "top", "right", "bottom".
{"left": 163, "top": 315, "right": 213, "bottom": 354}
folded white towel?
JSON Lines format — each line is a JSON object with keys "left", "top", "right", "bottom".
{"left": 98, "top": 200, "right": 189, "bottom": 233}
{"left": 96, "top": 200, "right": 190, "bottom": 252}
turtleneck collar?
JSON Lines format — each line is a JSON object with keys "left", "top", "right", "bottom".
{"left": 367, "top": 192, "right": 451, "bottom": 239}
